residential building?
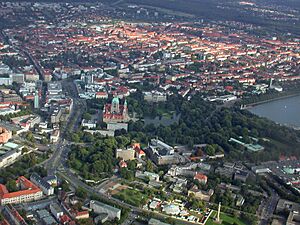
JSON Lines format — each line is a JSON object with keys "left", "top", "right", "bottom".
{"left": 12, "top": 73, "right": 25, "bottom": 84}
{"left": 0, "top": 90, "right": 22, "bottom": 103}
{"left": 11, "top": 114, "right": 41, "bottom": 130}
{"left": 47, "top": 82, "right": 62, "bottom": 96}
{"left": 3, "top": 204, "right": 28, "bottom": 225}
{"left": 276, "top": 199, "right": 300, "bottom": 214}
{"left": 132, "top": 143, "right": 145, "bottom": 158}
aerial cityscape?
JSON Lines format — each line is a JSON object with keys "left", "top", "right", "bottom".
{"left": 0, "top": 0, "right": 299, "bottom": 224}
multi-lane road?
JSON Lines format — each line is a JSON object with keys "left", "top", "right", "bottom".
{"left": 44, "top": 79, "right": 86, "bottom": 175}
{"left": 258, "top": 189, "right": 279, "bottom": 225}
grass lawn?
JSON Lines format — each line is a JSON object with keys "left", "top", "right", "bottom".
{"left": 206, "top": 211, "right": 248, "bottom": 225}
{"left": 113, "top": 188, "right": 147, "bottom": 207}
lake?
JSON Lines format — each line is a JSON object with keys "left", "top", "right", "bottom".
{"left": 248, "top": 95, "right": 300, "bottom": 129}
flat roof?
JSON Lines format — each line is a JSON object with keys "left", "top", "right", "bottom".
{"left": 90, "top": 200, "right": 121, "bottom": 214}
{"left": 4, "top": 142, "right": 19, "bottom": 149}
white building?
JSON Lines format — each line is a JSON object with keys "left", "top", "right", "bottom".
{"left": 0, "top": 75, "right": 13, "bottom": 86}
{"left": 0, "top": 149, "right": 22, "bottom": 168}
{"left": 162, "top": 204, "right": 180, "bottom": 215}
{"left": 81, "top": 119, "right": 97, "bottom": 129}
{"left": 30, "top": 173, "right": 54, "bottom": 196}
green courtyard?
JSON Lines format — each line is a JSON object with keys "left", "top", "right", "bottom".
{"left": 206, "top": 211, "right": 248, "bottom": 225}
{"left": 113, "top": 188, "right": 148, "bottom": 207}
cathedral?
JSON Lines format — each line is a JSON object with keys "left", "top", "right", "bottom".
{"left": 102, "top": 97, "right": 129, "bottom": 123}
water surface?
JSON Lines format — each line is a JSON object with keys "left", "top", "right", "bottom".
{"left": 249, "top": 95, "right": 300, "bottom": 128}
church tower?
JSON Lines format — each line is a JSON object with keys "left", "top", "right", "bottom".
{"left": 123, "top": 99, "right": 128, "bottom": 119}
{"left": 111, "top": 97, "right": 120, "bottom": 113}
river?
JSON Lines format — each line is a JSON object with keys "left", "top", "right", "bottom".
{"left": 248, "top": 95, "right": 300, "bottom": 129}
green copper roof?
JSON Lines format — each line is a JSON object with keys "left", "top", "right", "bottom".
{"left": 112, "top": 97, "right": 119, "bottom": 104}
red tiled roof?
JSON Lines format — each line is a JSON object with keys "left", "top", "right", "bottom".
{"left": 0, "top": 176, "right": 41, "bottom": 200}
{"left": 194, "top": 173, "right": 207, "bottom": 181}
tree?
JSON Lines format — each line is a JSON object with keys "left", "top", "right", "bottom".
{"left": 76, "top": 187, "right": 88, "bottom": 199}
{"left": 61, "top": 180, "right": 70, "bottom": 192}
{"left": 6, "top": 179, "right": 18, "bottom": 192}
{"left": 127, "top": 160, "right": 137, "bottom": 171}
{"left": 205, "top": 145, "right": 215, "bottom": 156}
{"left": 25, "top": 131, "right": 35, "bottom": 143}
{"left": 40, "top": 138, "right": 48, "bottom": 144}
{"left": 241, "top": 212, "right": 257, "bottom": 225}
{"left": 82, "top": 113, "right": 92, "bottom": 120}
{"left": 189, "top": 197, "right": 205, "bottom": 210}
{"left": 21, "top": 147, "right": 29, "bottom": 154}
{"left": 71, "top": 133, "right": 80, "bottom": 143}
{"left": 146, "top": 160, "right": 154, "bottom": 172}
{"left": 120, "top": 168, "right": 134, "bottom": 181}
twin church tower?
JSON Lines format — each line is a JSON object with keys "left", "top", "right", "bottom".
{"left": 103, "top": 97, "right": 129, "bottom": 123}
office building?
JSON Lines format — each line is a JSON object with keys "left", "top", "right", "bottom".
{"left": 90, "top": 200, "right": 121, "bottom": 221}
{"left": 146, "top": 139, "right": 179, "bottom": 165}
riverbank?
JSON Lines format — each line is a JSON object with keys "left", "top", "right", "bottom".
{"left": 242, "top": 92, "right": 300, "bottom": 109}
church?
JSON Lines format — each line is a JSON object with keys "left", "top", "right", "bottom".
{"left": 102, "top": 97, "right": 130, "bottom": 123}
